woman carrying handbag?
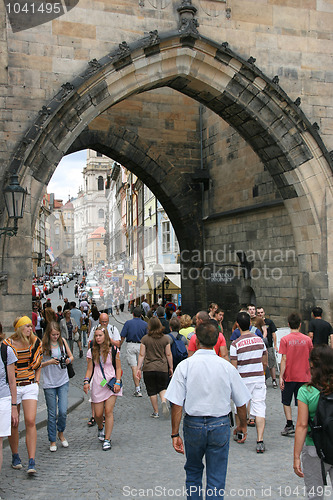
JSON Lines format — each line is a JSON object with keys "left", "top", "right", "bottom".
{"left": 83, "top": 326, "right": 122, "bottom": 451}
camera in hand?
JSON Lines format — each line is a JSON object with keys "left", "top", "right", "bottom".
{"left": 59, "top": 355, "right": 67, "bottom": 369}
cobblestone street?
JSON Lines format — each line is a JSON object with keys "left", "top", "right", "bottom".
{"left": 1, "top": 311, "right": 332, "bottom": 500}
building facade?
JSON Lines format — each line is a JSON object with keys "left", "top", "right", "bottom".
{"left": 72, "top": 149, "right": 110, "bottom": 267}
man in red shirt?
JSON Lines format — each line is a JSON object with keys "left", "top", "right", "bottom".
{"left": 188, "top": 311, "right": 228, "bottom": 360}
{"left": 279, "top": 312, "right": 312, "bottom": 436}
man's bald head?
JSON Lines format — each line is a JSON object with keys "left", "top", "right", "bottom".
{"left": 99, "top": 313, "right": 109, "bottom": 326}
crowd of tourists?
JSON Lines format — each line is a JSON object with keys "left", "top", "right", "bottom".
{"left": 0, "top": 289, "right": 333, "bottom": 499}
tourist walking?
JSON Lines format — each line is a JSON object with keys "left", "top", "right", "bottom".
{"left": 3, "top": 316, "right": 43, "bottom": 474}
{"left": 120, "top": 307, "right": 148, "bottom": 397}
{"left": 41, "top": 322, "right": 73, "bottom": 452}
{"left": 83, "top": 327, "right": 122, "bottom": 451}
{"left": 230, "top": 311, "right": 267, "bottom": 453}
{"left": 165, "top": 322, "right": 250, "bottom": 500}
{"left": 279, "top": 312, "right": 313, "bottom": 436}
{"left": 0, "top": 324, "right": 18, "bottom": 475}
{"left": 136, "top": 317, "right": 173, "bottom": 418}
{"left": 59, "top": 310, "right": 78, "bottom": 354}
{"left": 294, "top": 344, "right": 333, "bottom": 498}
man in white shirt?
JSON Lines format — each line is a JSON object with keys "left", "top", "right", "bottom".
{"left": 166, "top": 323, "right": 250, "bottom": 500}
{"left": 87, "top": 313, "right": 120, "bottom": 347}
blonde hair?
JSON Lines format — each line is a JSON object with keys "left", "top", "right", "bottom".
{"left": 180, "top": 314, "right": 192, "bottom": 329}
{"left": 11, "top": 316, "right": 35, "bottom": 346}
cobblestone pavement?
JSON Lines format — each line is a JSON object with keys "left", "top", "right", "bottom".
{"left": 1, "top": 304, "right": 332, "bottom": 500}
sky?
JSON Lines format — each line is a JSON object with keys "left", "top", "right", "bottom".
{"left": 48, "top": 150, "right": 87, "bottom": 201}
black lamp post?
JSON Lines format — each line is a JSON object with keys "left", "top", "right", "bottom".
{"left": 0, "top": 174, "right": 27, "bottom": 238}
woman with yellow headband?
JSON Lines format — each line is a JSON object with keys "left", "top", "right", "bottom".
{"left": 3, "top": 315, "right": 43, "bottom": 475}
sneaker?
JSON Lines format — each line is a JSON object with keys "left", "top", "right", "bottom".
{"left": 134, "top": 390, "right": 143, "bottom": 397}
{"left": 97, "top": 427, "right": 105, "bottom": 441}
{"left": 102, "top": 439, "right": 112, "bottom": 451}
{"left": 161, "top": 401, "right": 169, "bottom": 418}
{"left": 272, "top": 380, "right": 278, "bottom": 389}
{"left": 11, "top": 453, "right": 22, "bottom": 470}
{"left": 49, "top": 444, "right": 57, "bottom": 452}
{"left": 27, "top": 459, "right": 36, "bottom": 475}
{"left": 256, "top": 441, "right": 265, "bottom": 453}
{"left": 281, "top": 424, "right": 295, "bottom": 436}
{"left": 150, "top": 412, "right": 159, "bottom": 418}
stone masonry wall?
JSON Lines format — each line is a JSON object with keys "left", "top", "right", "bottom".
{"left": 1, "top": 0, "right": 332, "bottom": 175}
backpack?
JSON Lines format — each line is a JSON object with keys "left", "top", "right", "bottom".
{"left": 308, "top": 392, "right": 333, "bottom": 485}
{"left": 1, "top": 342, "right": 8, "bottom": 384}
{"left": 168, "top": 333, "right": 188, "bottom": 370}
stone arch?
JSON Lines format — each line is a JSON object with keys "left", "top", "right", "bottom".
{"left": 2, "top": 29, "right": 333, "bottom": 321}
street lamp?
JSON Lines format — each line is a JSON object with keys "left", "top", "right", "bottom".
{"left": 0, "top": 174, "right": 27, "bottom": 238}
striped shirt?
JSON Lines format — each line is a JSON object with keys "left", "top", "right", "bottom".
{"left": 3, "top": 337, "right": 43, "bottom": 384}
{"left": 230, "top": 333, "right": 266, "bottom": 384}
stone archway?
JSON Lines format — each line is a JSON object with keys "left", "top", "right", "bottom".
{"left": 1, "top": 29, "right": 333, "bottom": 323}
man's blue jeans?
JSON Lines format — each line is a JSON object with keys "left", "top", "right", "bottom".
{"left": 44, "top": 382, "right": 69, "bottom": 442}
{"left": 183, "top": 414, "right": 230, "bottom": 499}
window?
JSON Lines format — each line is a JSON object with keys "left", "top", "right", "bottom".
{"left": 162, "top": 221, "right": 171, "bottom": 253}
{"left": 96, "top": 152, "right": 103, "bottom": 157}
{"left": 55, "top": 226, "right": 59, "bottom": 235}
{"left": 98, "top": 176, "right": 104, "bottom": 191}
{"left": 96, "top": 242, "right": 100, "bottom": 247}
{"left": 174, "top": 231, "right": 179, "bottom": 253}
{"left": 98, "top": 209, "right": 104, "bottom": 219}
{"left": 96, "top": 252, "right": 100, "bottom": 258}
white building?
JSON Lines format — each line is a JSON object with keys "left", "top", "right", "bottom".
{"left": 72, "top": 149, "right": 111, "bottom": 267}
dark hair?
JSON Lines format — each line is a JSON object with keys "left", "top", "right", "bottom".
{"left": 288, "top": 312, "right": 301, "bottom": 330}
{"left": 309, "top": 345, "right": 333, "bottom": 394}
{"left": 57, "top": 305, "right": 62, "bottom": 313}
{"left": 165, "top": 307, "right": 173, "bottom": 321}
{"left": 91, "top": 306, "right": 100, "bottom": 321}
{"left": 236, "top": 311, "right": 251, "bottom": 331}
{"left": 70, "top": 301, "right": 76, "bottom": 308}
{"left": 169, "top": 317, "right": 180, "bottom": 332}
{"left": 196, "top": 323, "right": 218, "bottom": 347}
{"left": 312, "top": 306, "right": 323, "bottom": 318}
{"left": 196, "top": 311, "right": 210, "bottom": 323}
{"left": 133, "top": 307, "right": 142, "bottom": 318}
{"left": 148, "top": 317, "right": 164, "bottom": 338}
{"left": 0, "top": 321, "right": 4, "bottom": 342}
{"left": 208, "top": 303, "right": 218, "bottom": 311}
{"left": 42, "top": 321, "right": 63, "bottom": 356}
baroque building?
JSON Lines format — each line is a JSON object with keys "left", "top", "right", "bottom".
{"left": 72, "top": 149, "right": 110, "bottom": 267}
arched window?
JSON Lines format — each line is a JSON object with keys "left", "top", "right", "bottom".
{"left": 98, "top": 209, "right": 104, "bottom": 219}
{"left": 98, "top": 176, "right": 104, "bottom": 190}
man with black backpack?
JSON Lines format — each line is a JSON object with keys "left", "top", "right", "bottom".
{"left": 168, "top": 317, "right": 188, "bottom": 371}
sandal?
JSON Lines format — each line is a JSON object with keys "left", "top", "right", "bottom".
{"left": 88, "top": 417, "right": 96, "bottom": 427}
{"left": 247, "top": 418, "right": 255, "bottom": 427}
